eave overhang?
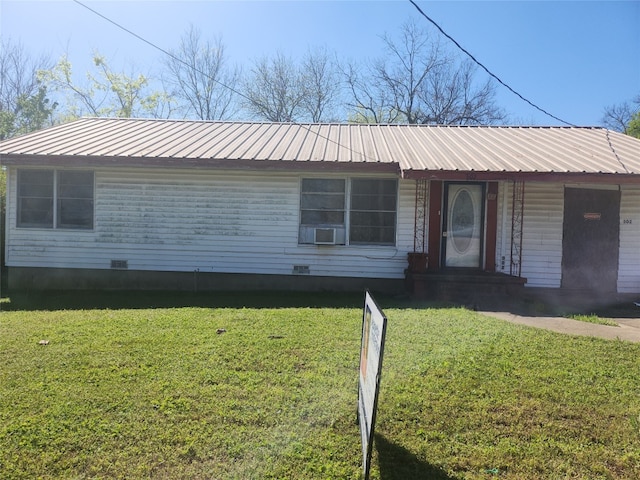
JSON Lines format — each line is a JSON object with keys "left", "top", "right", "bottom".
{"left": 401, "top": 168, "right": 640, "bottom": 184}
{"left": 0, "top": 154, "right": 401, "bottom": 175}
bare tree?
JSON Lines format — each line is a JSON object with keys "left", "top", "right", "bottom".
{"left": 242, "top": 52, "right": 305, "bottom": 122}
{"left": 165, "top": 26, "right": 239, "bottom": 120}
{"left": 0, "top": 38, "right": 56, "bottom": 139}
{"left": 343, "top": 62, "right": 398, "bottom": 124}
{"left": 420, "top": 58, "right": 504, "bottom": 125}
{"left": 602, "top": 95, "right": 640, "bottom": 134}
{"left": 345, "top": 20, "right": 505, "bottom": 125}
{"left": 242, "top": 49, "right": 343, "bottom": 123}
{"left": 0, "top": 39, "right": 50, "bottom": 113}
{"left": 300, "top": 47, "right": 343, "bottom": 122}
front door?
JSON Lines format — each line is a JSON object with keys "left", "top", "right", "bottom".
{"left": 562, "top": 188, "right": 620, "bottom": 291}
{"left": 442, "top": 183, "right": 485, "bottom": 268}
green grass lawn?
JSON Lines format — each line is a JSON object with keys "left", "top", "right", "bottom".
{"left": 1, "top": 292, "right": 639, "bottom": 479}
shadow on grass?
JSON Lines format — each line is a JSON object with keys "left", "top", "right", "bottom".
{"left": 4, "top": 288, "right": 638, "bottom": 319}
{"left": 590, "top": 302, "right": 640, "bottom": 319}
{"left": 375, "top": 434, "right": 454, "bottom": 480}
{"left": 2, "top": 289, "right": 449, "bottom": 312}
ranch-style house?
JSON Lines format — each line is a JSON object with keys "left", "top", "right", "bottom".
{"left": 1, "top": 117, "right": 639, "bottom": 300}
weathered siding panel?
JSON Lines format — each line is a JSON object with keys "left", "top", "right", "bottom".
{"left": 96, "top": 170, "right": 298, "bottom": 250}
{"left": 619, "top": 185, "right": 640, "bottom": 293}
{"left": 6, "top": 168, "right": 414, "bottom": 280}
{"left": 396, "top": 179, "right": 417, "bottom": 254}
{"left": 520, "top": 183, "right": 564, "bottom": 288}
{"left": 491, "top": 180, "right": 564, "bottom": 287}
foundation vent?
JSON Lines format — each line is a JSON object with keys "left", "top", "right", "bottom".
{"left": 110, "top": 260, "right": 129, "bottom": 269}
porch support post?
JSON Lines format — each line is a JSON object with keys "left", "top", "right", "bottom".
{"left": 413, "top": 179, "right": 428, "bottom": 253}
{"left": 510, "top": 180, "right": 525, "bottom": 277}
{"left": 427, "top": 180, "right": 443, "bottom": 271}
{"left": 484, "top": 182, "right": 499, "bottom": 271}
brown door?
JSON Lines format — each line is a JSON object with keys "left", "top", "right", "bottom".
{"left": 562, "top": 188, "right": 620, "bottom": 291}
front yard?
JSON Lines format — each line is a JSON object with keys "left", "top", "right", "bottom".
{"left": 1, "top": 292, "right": 638, "bottom": 479}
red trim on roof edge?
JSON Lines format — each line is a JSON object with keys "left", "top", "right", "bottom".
{"left": 0, "top": 155, "right": 401, "bottom": 174}
{"left": 401, "top": 169, "right": 640, "bottom": 184}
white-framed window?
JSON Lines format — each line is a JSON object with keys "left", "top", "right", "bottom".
{"left": 299, "top": 178, "right": 347, "bottom": 244}
{"left": 17, "top": 169, "right": 54, "bottom": 228}
{"left": 17, "top": 169, "right": 94, "bottom": 230}
{"left": 298, "top": 177, "right": 397, "bottom": 246}
{"left": 300, "top": 178, "right": 346, "bottom": 226}
{"left": 350, "top": 178, "right": 397, "bottom": 245}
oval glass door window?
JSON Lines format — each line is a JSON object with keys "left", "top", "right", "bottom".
{"left": 451, "top": 189, "right": 475, "bottom": 253}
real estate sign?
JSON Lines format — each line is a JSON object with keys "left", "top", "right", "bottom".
{"left": 358, "top": 290, "right": 388, "bottom": 480}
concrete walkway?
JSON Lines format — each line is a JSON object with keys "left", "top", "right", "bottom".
{"left": 478, "top": 310, "right": 640, "bottom": 343}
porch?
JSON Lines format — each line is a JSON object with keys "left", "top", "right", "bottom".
{"left": 405, "top": 270, "right": 527, "bottom": 303}
{"left": 405, "top": 270, "right": 637, "bottom": 315}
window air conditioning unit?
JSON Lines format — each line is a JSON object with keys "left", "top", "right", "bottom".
{"left": 314, "top": 227, "right": 336, "bottom": 245}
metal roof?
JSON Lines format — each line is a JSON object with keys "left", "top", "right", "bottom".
{"left": 2, "top": 117, "right": 640, "bottom": 179}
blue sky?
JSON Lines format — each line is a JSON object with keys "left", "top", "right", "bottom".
{"left": 1, "top": 0, "right": 638, "bottom": 126}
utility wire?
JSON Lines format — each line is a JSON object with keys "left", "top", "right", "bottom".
{"left": 604, "top": 128, "right": 630, "bottom": 173}
{"left": 73, "top": 0, "right": 575, "bottom": 140}
{"left": 409, "top": 0, "right": 575, "bottom": 127}
{"left": 71, "top": 0, "right": 383, "bottom": 163}
{"left": 72, "top": 0, "right": 245, "bottom": 104}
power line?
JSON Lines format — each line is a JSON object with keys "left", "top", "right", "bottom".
{"left": 72, "top": 0, "right": 248, "bottom": 104}
{"left": 73, "top": 0, "right": 573, "bottom": 132}
{"left": 408, "top": 0, "right": 575, "bottom": 127}
{"left": 71, "top": 0, "right": 384, "bottom": 162}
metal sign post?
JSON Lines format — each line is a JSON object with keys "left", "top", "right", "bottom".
{"left": 357, "top": 290, "right": 388, "bottom": 480}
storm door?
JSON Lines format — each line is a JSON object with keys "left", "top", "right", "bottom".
{"left": 562, "top": 188, "right": 620, "bottom": 291}
{"left": 442, "top": 183, "right": 485, "bottom": 268}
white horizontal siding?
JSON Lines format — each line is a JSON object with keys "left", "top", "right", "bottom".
{"left": 618, "top": 185, "right": 640, "bottom": 293}
{"left": 519, "top": 183, "right": 564, "bottom": 288}
{"left": 494, "top": 181, "right": 564, "bottom": 287}
{"left": 6, "top": 168, "right": 415, "bottom": 280}
{"left": 96, "top": 171, "right": 297, "bottom": 246}
{"left": 396, "top": 179, "right": 416, "bottom": 253}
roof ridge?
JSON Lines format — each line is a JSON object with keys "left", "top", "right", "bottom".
{"left": 78, "top": 117, "right": 605, "bottom": 130}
